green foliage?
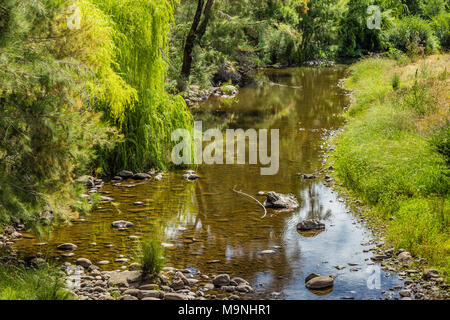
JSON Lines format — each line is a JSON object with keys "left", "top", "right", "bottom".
{"left": 431, "top": 122, "right": 450, "bottom": 165}
{"left": 383, "top": 16, "right": 440, "bottom": 55}
{"left": 0, "top": 0, "right": 118, "bottom": 226}
{"left": 332, "top": 57, "right": 450, "bottom": 273}
{"left": 392, "top": 72, "right": 400, "bottom": 89}
{"left": 338, "top": 0, "right": 384, "bottom": 57}
{"left": 135, "top": 240, "right": 164, "bottom": 277}
{"left": 0, "top": 263, "right": 73, "bottom": 300}
{"left": 93, "top": 0, "right": 194, "bottom": 173}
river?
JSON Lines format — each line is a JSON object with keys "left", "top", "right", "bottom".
{"left": 11, "top": 65, "right": 404, "bottom": 300}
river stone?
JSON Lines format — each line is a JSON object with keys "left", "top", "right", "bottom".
{"left": 128, "top": 262, "right": 141, "bottom": 271}
{"left": 183, "top": 172, "right": 200, "bottom": 181}
{"left": 57, "top": 243, "right": 77, "bottom": 251}
{"left": 117, "top": 170, "right": 134, "bottom": 179}
{"left": 98, "top": 260, "right": 109, "bottom": 265}
{"left": 106, "top": 270, "right": 141, "bottom": 287}
{"left": 141, "top": 290, "right": 164, "bottom": 299}
{"left": 423, "top": 269, "right": 439, "bottom": 280}
{"left": 75, "top": 258, "right": 92, "bottom": 269}
{"left": 165, "top": 293, "right": 188, "bottom": 300}
{"left": 302, "top": 174, "right": 317, "bottom": 179}
{"left": 213, "top": 274, "right": 230, "bottom": 287}
{"left": 297, "top": 219, "right": 325, "bottom": 231}
{"left": 142, "top": 297, "right": 161, "bottom": 300}
{"left": 305, "top": 273, "right": 320, "bottom": 283}
{"left": 123, "top": 288, "right": 143, "bottom": 299}
{"left": 120, "top": 295, "right": 138, "bottom": 300}
{"left": 111, "top": 220, "right": 134, "bottom": 229}
{"left": 76, "top": 175, "right": 95, "bottom": 188}
{"left": 231, "top": 277, "right": 248, "bottom": 286}
{"left": 139, "top": 284, "right": 158, "bottom": 290}
{"left": 305, "top": 276, "right": 334, "bottom": 290}
{"left": 398, "top": 251, "right": 412, "bottom": 262}
{"left": 171, "top": 279, "right": 185, "bottom": 291}
{"left": 264, "top": 191, "right": 299, "bottom": 209}
{"left": 133, "top": 173, "right": 151, "bottom": 180}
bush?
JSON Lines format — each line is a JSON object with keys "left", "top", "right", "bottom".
{"left": 384, "top": 16, "right": 440, "bottom": 55}
{"left": 431, "top": 122, "right": 450, "bottom": 165}
{"left": 392, "top": 73, "right": 400, "bottom": 90}
{"left": 135, "top": 240, "right": 164, "bottom": 277}
{"left": 430, "top": 11, "right": 450, "bottom": 49}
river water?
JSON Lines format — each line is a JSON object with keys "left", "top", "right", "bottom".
{"left": 11, "top": 66, "right": 404, "bottom": 299}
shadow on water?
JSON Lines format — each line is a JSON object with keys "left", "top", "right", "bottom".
{"left": 11, "top": 66, "right": 403, "bottom": 300}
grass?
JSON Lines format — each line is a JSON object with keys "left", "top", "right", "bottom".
{"left": 0, "top": 263, "right": 74, "bottom": 300}
{"left": 331, "top": 54, "right": 450, "bottom": 276}
{"left": 135, "top": 240, "right": 164, "bottom": 278}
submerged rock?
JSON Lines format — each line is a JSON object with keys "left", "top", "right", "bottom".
{"left": 297, "top": 219, "right": 325, "bottom": 231}
{"left": 183, "top": 171, "right": 200, "bottom": 181}
{"left": 111, "top": 220, "right": 134, "bottom": 229}
{"left": 301, "top": 174, "right": 317, "bottom": 180}
{"left": 57, "top": 243, "right": 77, "bottom": 251}
{"left": 264, "top": 191, "right": 299, "bottom": 209}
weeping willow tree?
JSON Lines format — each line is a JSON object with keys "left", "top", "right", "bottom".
{"left": 93, "top": 0, "right": 194, "bottom": 173}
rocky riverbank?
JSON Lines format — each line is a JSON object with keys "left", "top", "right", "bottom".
{"left": 319, "top": 131, "right": 449, "bottom": 300}
{"left": 64, "top": 259, "right": 257, "bottom": 300}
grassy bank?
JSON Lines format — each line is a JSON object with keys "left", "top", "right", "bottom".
{"left": 331, "top": 54, "right": 449, "bottom": 276}
{"left": 0, "top": 263, "right": 73, "bottom": 300}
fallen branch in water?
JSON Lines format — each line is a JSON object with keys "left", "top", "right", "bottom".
{"left": 232, "top": 185, "right": 267, "bottom": 218}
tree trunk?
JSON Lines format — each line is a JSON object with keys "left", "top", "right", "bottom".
{"left": 196, "top": 0, "right": 214, "bottom": 43}
{"left": 179, "top": 0, "right": 205, "bottom": 91}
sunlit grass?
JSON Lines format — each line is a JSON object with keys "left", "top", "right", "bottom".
{"left": 332, "top": 54, "right": 450, "bottom": 275}
{"left": 0, "top": 263, "right": 74, "bottom": 300}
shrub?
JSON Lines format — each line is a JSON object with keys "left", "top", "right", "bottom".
{"left": 431, "top": 122, "right": 450, "bottom": 165}
{"left": 384, "top": 16, "right": 440, "bottom": 55}
{"left": 392, "top": 73, "right": 400, "bottom": 90}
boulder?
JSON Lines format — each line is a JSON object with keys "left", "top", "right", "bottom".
{"left": 423, "top": 269, "right": 439, "bottom": 280}
{"left": 264, "top": 191, "right": 299, "bottom": 209}
{"left": 297, "top": 219, "right": 325, "bottom": 231}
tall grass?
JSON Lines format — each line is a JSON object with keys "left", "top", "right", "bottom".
{"left": 332, "top": 55, "right": 450, "bottom": 275}
{"left": 135, "top": 240, "right": 164, "bottom": 277}
{"left": 0, "top": 263, "right": 73, "bottom": 300}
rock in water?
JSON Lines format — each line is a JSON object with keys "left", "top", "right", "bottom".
{"left": 133, "top": 173, "right": 151, "bottom": 180}
{"left": 111, "top": 220, "right": 134, "bottom": 229}
{"left": 212, "top": 274, "right": 230, "bottom": 287}
{"left": 263, "top": 191, "right": 299, "bottom": 209}
{"left": 297, "top": 219, "right": 325, "bottom": 231}
{"left": 305, "top": 273, "right": 320, "bottom": 283}
{"left": 57, "top": 243, "right": 77, "bottom": 251}
{"left": 75, "top": 258, "right": 92, "bottom": 268}
{"left": 116, "top": 170, "right": 134, "bottom": 179}
{"left": 305, "top": 276, "right": 334, "bottom": 290}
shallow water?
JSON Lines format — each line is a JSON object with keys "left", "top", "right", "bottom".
{"left": 11, "top": 66, "right": 403, "bottom": 299}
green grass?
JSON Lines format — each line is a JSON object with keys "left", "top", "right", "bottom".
{"left": 0, "top": 263, "right": 74, "bottom": 300}
{"left": 332, "top": 55, "right": 450, "bottom": 276}
{"left": 135, "top": 240, "right": 164, "bottom": 278}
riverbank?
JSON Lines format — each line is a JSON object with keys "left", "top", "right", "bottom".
{"left": 328, "top": 54, "right": 449, "bottom": 284}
